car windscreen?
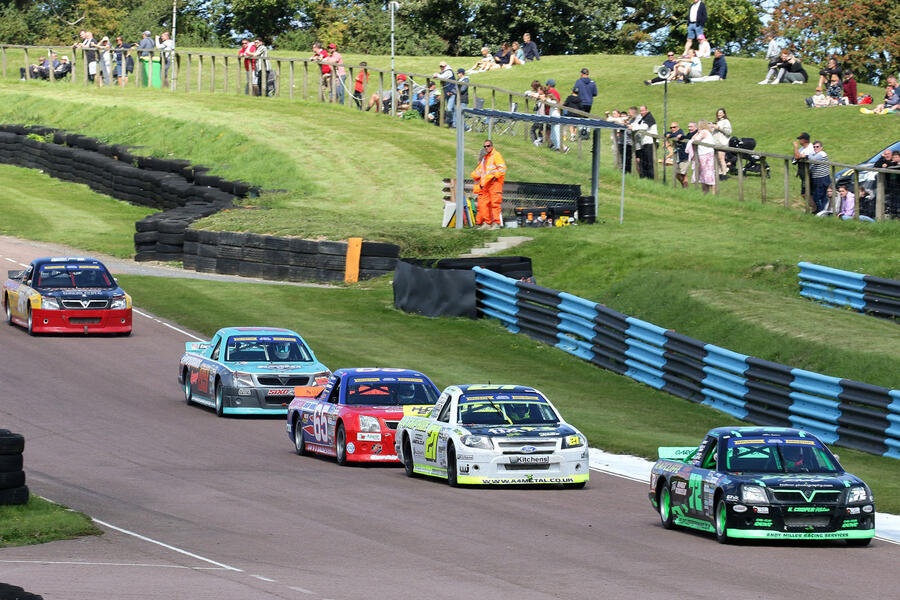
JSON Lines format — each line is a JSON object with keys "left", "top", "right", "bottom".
{"left": 36, "top": 264, "right": 116, "bottom": 289}
{"left": 345, "top": 377, "right": 439, "bottom": 406}
{"left": 725, "top": 437, "right": 840, "bottom": 474}
{"left": 457, "top": 393, "right": 559, "bottom": 426}
{"left": 225, "top": 336, "right": 312, "bottom": 363}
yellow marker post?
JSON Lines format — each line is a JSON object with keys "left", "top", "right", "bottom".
{"left": 344, "top": 237, "right": 362, "bottom": 283}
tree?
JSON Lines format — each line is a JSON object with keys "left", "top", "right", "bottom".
{"left": 766, "top": 0, "right": 900, "bottom": 84}
{"left": 231, "top": 0, "right": 306, "bottom": 42}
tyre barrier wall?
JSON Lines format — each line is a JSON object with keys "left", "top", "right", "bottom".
{"left": 473, "top": 266, "right": 900, "bottom": 460}
{"left": 182, "top": 230, "right": 400, "bottom": 283}
{"left": 0, "top": 429, "right": 28, "bottom": 506}
{"left": 798, "top": 262, "right": 900, "bottom": 320}
{"left": 0, "top": 124, "right": 257, "bottom": 263}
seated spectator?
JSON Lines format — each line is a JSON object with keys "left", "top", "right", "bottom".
{"left": 696, "top": 34, "right": 711, "bottom": 58}
{"left": 673, "top": 49, "right": 702, "bottom": 82}
{"left": 367, "top": 73, "right": 410, "bottom": 113}
{"left": 836, "top": 184, "right": 857, "bottom": 220}
{"left": 494, "top": 43, "right": 513, "bottom": 68}
{"left": 843, "top": 69, "right": 857, "bottom": 105}
{"left": 20, "top": 54, "right": 58, "bottom": 80}
{"left": 817, "top": 56, "right": 843, "bottom": 89}
{"left": 510, "top": 41, "right": 526, "bottom": 66}
{"left": 806, "top": 74, "right": 845, "bottom": 108}
{"left": 54, "top": 56, "right": 71, "bottom": 79}
{"left": 468, "top": 47, "right": 499, "bottom": 73}
{"left": 862, "top": 85, "right": 900, "bottom": 114}
{"left": 771, "top": 49, "right": 808, "bottom": 84}
{"left": 691, "top": 48, "right": 727, "bottom": 82}
{"left": 522, "top": 33, "right": 540, "bottom": 61}
{"left": 644, "top": 51, "right": 679, "bottom": 85}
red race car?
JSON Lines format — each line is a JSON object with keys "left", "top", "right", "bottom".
{"left": 3, "top": 257, "right": 132, "bottom": 335}
{"left": 286, "top": 368, "right": 439, "bottom": 464}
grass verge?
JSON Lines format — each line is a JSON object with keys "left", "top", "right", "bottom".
{"left": 117, "top": 273, "right": 900, "bottom": 514}
{"left": 0, "top": 495, "right": 100, "bottom": 548}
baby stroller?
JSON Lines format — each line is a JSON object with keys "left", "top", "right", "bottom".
{"left": 728, "top": 137, "right": 770, "bottom": 178}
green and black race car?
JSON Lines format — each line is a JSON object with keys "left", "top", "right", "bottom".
{"left": 649, "top": 427, "right": 875, "bottom": 545}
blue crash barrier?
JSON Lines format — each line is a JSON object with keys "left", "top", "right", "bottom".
{"left": 473, "top": 266, "right": 900, "bottom": 460}
{"left": 799, "top": 262, "right": 900, "bottom": 319}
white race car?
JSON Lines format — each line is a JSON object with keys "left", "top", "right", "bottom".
{"left": 394, "top": 384, "right": 590, "bottom": 487}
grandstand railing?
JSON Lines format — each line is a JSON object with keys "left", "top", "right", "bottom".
{"left": 2, "top": 44, "right": 896, "bottom": 221}
{"left": 474, "top": 265, "right": 900, "bottom": 459}
{"left": 798, "top": 262, "right": 900, "bottom": 320}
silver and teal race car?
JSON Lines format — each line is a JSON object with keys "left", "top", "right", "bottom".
{"left": 394, "top": 384, "right": 590, "bottom": 487}
{"left": 649, "top": 427, "right": 875, "bottom": 545}
{"left": 178, "top": 326, "right": 330, "bottom": 416}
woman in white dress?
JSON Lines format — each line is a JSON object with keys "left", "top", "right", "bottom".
{"left": 687, "top": 120, "right": 717, "bottom": 194}
{"left": 711, "top": 107, "right": 732, "bottom": 179}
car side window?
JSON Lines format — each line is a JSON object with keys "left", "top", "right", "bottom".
{"left": 327, "top": 378, "right": 341, "bottom": 404}
{"left": 23, "top": 267, "right": 33, "bottom": 286}
{"left": 437, "top": 399, "right": 451, "bottom": 423}
{"left": 210, "top": 338, "right": 221, "bottom": 361}
{"left": 700, "top": 437, "right": 718, "bottom": 470}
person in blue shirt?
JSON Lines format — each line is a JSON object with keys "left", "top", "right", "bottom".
{"left": 709, "top": 48, "right": 727, "bottom": 80}
{"left": 573, "top": 68, "right": 597, "bottom": 113}
{"left": 645, "top": 51, "right": 679, "bottom": 85}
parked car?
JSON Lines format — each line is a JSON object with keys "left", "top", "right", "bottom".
{"left": 286, "top": 368, "right": 439, "bottom": 464}
{"left": 395, "top": 384, "right": 590, "bottom": 487}
{"left": 834, "top": 140, "right": 900, "bottom": 193}
{"left": 3, "top": 257, "right": 132, "bottom": 335}
{"left": 648, "top": 427, "right": 875, "bottom": 545}
{"left": 178, "top": 327, "right": 330, "bottom": 416}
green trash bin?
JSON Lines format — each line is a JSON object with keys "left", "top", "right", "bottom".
{"left": 139, "top": 57, "right": 150, "bottom": 87}
{"left": 150, "top": 57, "right": 162, "bottom": 88}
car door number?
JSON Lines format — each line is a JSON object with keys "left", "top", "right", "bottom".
{"left": 687, "top": 473, "right": 703, "bottom": 512}
{"left": 424, "top": 426, "right": 440, "bottom": 462}
{"left": 313, "top": 404, "right": 330, "bottom": 443}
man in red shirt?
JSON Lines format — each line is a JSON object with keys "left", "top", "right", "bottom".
{"left": 545, "top": 79, "right": 560, "bottom": 104}
{"left": 843, "top": 69, "right": 858, "bottom": 105}
{"left": 238, "top": 38, "right": 256, "bottom": 95}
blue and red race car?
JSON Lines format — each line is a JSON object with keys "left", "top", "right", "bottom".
{"left": 286, "top": 368, "right": 440, "bottom": 465}
{"left": 3, "top": 257, "right": 132, "bottom": 335}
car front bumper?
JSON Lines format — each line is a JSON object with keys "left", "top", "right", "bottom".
{"left": 31, "top": 307, "right": 132, "bottom": 333}
{"left": 724, "top": 502, "right": 875, "bottom": 540}
{"left": 454, "top": 446, "right": 590, "bottom": 485}
{"left": 222, "top": 386, "right": 295, "bottom": 415}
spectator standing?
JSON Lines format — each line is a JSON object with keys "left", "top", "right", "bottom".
{"left": 666, "top": 121, "right": 692, "bottom": 188}
{"left": 522, "top": 33, "right": 540, "bottom": 61}
{"left": 239, "top": 38, "right": 257, "bottom": 95}
{"left": 792, "top": 132, "right": 815, "bottom": 207}
{"left": 687, "top": 120, "right": 716, "bottom": 194}
{"left": 471, "top": 140, "right": 507, "bottom": 229}
{"left": 843, "top": 69, "right": 857, "bottom": 104}
{"left": 310, "top": 41, "right": 331, "bottom": 101}
{"left": 353, "top": 61, "right": 369, "bottom": 109}
{"left": 155, "top": 31, "right": 174, "bottom": 88}
{"left": 114, "top": 36, "right": 134, "bottom": 86}
{"left": 433, "top": 61, "right": 455, "bottom": 126}
{"left": 684, "top": 0, "right": 708, "bottom": 54}
{"left": 81, "top": 31, "right": 99, "bottom": 83}
{"left": 631, "top": 105, "right": 658, "bottom": 179}
{"left": 544, "top": 80, "right": 564, "bottom": 152}
{"left": 563, "top": 88, "right": 581, "bottom": 141}
{"left": 137, "top": 30, "right": 154, "bottom": 86}
{"left": 455, "top": 67, "right": 469, "bottom": 120}
{"left": 711, "top": 108, "right": 732, "bottom": 179}
{"left": 326, "top": 43, "right": 346, "bottom": 104}
{"left": 97, "top": 36, "right": 112, "bottom": 86}
{"left": 573, "top": 68, "right": 597, "bottom": 113}
{"left": 808, "top": 140, "right": 831, "bottom": 213}
{"left": 252, "top": 38, "right": 274, "bottom": 96}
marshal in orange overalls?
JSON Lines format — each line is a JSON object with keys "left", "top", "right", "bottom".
{"left": 471, "top": 143, "right": 506, "bottom": 226}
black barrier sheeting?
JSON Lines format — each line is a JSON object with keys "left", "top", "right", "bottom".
{"left": 393, "top": 260, "right": 477, "bottom": 318}
{"left": 406, "top": 256, "right": 532, "bottom": 281}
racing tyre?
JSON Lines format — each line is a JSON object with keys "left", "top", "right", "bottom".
{"left": 293, "top": 417, "right": 307, "bottom": 456}
{"left": 715, "top": 498, "right": 731, "bottom": 544}
{"left": 0, "top": 485, "right": 29, "bottom": 505}
{"left": 402, "top": 436, "right": 416, "bottom": 478}
{"left": 4, "top": 294, "right": 11, "bottom": 325}
{"left": 26, "top": 306, "right": 34, "bottom": 336}
{"left": 0, "top": 454, "right": 23, "bottom": 471}
{"left": 658, "top": 481, "right": 674, "bottom": 530}
{"left": 0, "top": 470, "right": 25, "bottom": 489}
{"left": 183, "top": 370, "right": 193, "bottom": 405}
{"left": 335, "top": 424, "right": 348, "bottom": 466}
{"left": 846, "top": 537, "right": 872, "bottom": 547}
{"left": 446, "top": 443, "right": 458, "bottom": 487}
{"left": 0, "top": 433, "right": 24, "bottom": 454}
{"left": 214, "top": 381, "right": 224, "bottom": 417}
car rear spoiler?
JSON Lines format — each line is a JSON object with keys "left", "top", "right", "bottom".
{"left": 7, "top": 270, "right": 25, "bottom": 280}
{"left": 294, "top": 386, "right": 325, "bottom": 399}
{"left": 185, "top": 341, "right": 210, "bottom": 353}
{"left": 658, "top": 446, "right": 698, "bottom": 462}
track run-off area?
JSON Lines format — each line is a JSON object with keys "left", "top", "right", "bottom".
{"left": 1, "top": 236, "right": 898, "bottom": 600}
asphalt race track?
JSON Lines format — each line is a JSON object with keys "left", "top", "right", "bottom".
{"left": 1, "top": 237, "right": 898, "bottom": 600}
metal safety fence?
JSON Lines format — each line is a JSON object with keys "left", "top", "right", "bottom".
{"left": 799, "top": 262, "right": 900, "bottom": 320}
{"left": 474, "top": 266, "right": 900, "bottom": 460}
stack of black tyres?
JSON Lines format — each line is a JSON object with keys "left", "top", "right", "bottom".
{"left": 0, "top": 583, "right": 42, "bottom": 600}
{"left": 0, "top": 429, "right": 27, "bottom": 505}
